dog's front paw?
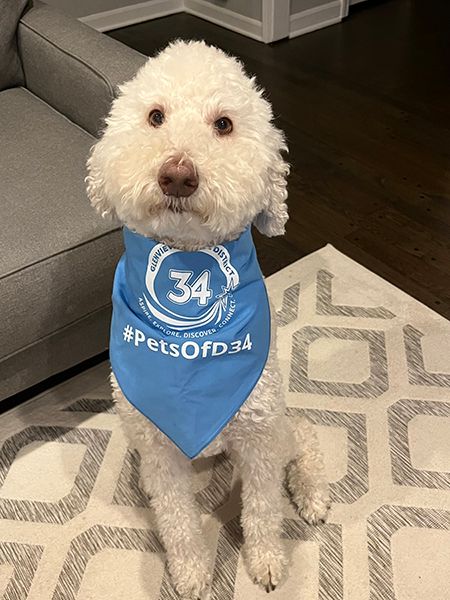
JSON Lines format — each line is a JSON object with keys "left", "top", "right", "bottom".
{"left": 169, "top": 553, "right": 211, "bottom": 600}
{"left": 298, "top": 488, "right": 331, "bottom": 525}
{"left": 244, "top": 543, "right": 288, "bottom": 593}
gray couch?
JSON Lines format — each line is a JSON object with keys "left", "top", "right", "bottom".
{"left": 0, "top": 0, "right": 147, "bottom": 400}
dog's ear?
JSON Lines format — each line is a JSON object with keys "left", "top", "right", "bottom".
{"left": 85, "top": 142, "right": 117, "bottom": 219}
{"left": 254, "top": 139, "right": 290, "bottom": 237}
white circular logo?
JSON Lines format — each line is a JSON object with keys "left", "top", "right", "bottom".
{"left": 142, "top": 243, "right": 239, "bottom": 331}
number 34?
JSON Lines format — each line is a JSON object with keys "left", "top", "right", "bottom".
{"left": 167, "top": 270, "right": 212, "bottom": 306}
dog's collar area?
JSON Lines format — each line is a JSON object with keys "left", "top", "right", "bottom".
{"left": 128, "top": 222, "right": 249, "bottom": 253}
{"left": 144, "top": 224, "right": 250, "bottom": 251}
{"left": 110, "top": 225, "right": 271, "bottom": 458}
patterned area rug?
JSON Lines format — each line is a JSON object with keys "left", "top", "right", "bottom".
{"left": 1, "top": 244, "right": 450, "bottom": 600}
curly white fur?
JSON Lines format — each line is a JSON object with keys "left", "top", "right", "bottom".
{"left": 87, "top": 40, "right": 329, "bottom": 598}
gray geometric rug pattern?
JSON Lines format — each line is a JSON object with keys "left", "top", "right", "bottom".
{"left": 0, "top": 244, "right": 449, "bottom": 599}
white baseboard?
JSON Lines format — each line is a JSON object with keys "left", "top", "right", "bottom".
{"left": 290, "top": 0, "right": 342, "bottom": 39}
{"left": 80, "top": 0, "right": 183, "bottom": 32}
{"left": 184, "top": 0, "right": 263, "bottom": 41}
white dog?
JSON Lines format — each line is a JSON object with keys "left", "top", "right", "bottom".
{"left": 87, "top": 40, "right": 330, "bottom": 599}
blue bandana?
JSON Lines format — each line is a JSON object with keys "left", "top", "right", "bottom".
{"left": 110, "top": 226, "right": 270, "bottom": 458}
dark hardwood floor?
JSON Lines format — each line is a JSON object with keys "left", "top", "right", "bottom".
{"left": 109, "top": 0, "right": 450, "bottom": 319}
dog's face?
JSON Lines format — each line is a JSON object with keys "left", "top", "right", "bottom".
{"left": 87, "top": 40, "right": 289, "bottom": 246}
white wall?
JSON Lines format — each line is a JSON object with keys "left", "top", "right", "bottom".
{"left": 291, "top": 0, "right": 328, "bottom": 14}
{"left": 44, "top": 0, "right": 143, "bottom": 18}
{"left": 198, "top": 0, "right": 262, "bottom": 21}
{"left": 45, "top": 0, "right": 263, "bottom": 20}
{"left": 292, "top": 0, "right": 367, "bottom": 13}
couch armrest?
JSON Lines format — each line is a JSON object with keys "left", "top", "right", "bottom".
{"left": 17, "top": 2, "right": 147, "bottom": 136}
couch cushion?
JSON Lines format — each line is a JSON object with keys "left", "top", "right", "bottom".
{"left": 0, "top": 87, "right": 122, "bottom": 363}
{"left": 0, "top": 0, "right": 29, "bottom": 91}
{"left": 0, "top": 305, "right": 112, "bottom": 400}
{"left": 18, "top": 2, "right": 147, "bottom": 136}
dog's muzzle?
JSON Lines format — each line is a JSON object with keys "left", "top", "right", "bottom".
{"left": 158, "top": 156, "right": 198, "bottom": 198}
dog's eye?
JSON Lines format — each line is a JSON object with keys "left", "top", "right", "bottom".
{"left": 149, "top": 109, "right": 165, "bottom": 127}
{"left": 214, "top": 117, "right": 233, "bottom": 136}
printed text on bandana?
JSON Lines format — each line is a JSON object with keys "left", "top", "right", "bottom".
{"left": 122, "top": 324, "right": 253, "bottom": 360}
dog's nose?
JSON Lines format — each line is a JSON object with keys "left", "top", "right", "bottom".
{"left": 158, "top": 157, "right": 198, "bottom": 198}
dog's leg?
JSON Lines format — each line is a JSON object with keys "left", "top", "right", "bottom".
{"left": 286, "top": 416, "right": 331, "bottom": 525}
{"left": 139, "top": 441, "right": 211, "bottom": 599}
{"left": 113, "top": 382, "right": 210, "bottom": 599}
{"left": 231, "top": 416, "right": 288, "bottom": 593}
